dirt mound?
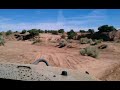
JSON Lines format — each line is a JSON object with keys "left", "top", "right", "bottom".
{"left": 113, "top": 30, "right": 120, "bottom": 41}
{"left": 40, "top": 34, "right": 61, "bottom": 43}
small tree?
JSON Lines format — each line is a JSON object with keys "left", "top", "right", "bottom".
{"left": 0, "top": 32, "right": 2, "bottom": 35}
{"left": 45, "top": 30, "right": 48, "bottom": 33}
{"left": 6, "top": 30, "right": 12, "bottom": 36}
{"left": 14, "top": 31, "right": 18, "bottom": 33}
{"left": 0, "top": 35, "right": 5, "bottom": 46}
{"left": 88, "top": 29, "right": 94, "bottom": 34}
{"left": 51, "top": 30, "right": 58, "bottom": 35}
{"left": 38, "top": 29, "right": 44, "bottom": 33}
{"left": 20, "top": 30, "right": 26, "bottom": 34}
{"left": 67, "top": 29, "right": 77, "bottom": 39}
{"left": 58, "top": 29, "right": 64, "bottom": 33}
{"left": 27, "top": 29, "right": 39, "bottom": 37}
{"left": 79, "top": 30, "right": 86, "bottom": 33}
{"left": 98, "top": 25, "right": 116, "bottom": 33}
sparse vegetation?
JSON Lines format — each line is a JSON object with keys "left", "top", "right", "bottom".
{"left": 20, "top": 30, "right": 26, "bottom": 34}
{"left": 67, "top": 29, "right": 77, "bottom": 39}
{"left": 38, "top": 29, "right": 44, "bottom": 33}
{"left": 32, "top": 39, "right": 42, "bottom": 44}
{"left": 51, "top": 30, "right": 58, "bottom": 35}
{"left": 58, "top": 29, "right": 64, "bottom": 33}
{"left": 80, "top": 38, "right": 93, "bottom": 44}
{"left": 79, "top": 30, "right": 86, "bottom": 33}
{"left": 61, "top": 34, "right": 66, "bottom": 39}
{"left": 98, "top": 25, "right": 116, "bottom": 33}
{"left": 58, "top": 39, "right": 67, "bottom": 48}
{"left": 6, "top": 30, "right": 12, "bottom": 36}
{"left": 27, "top": 29, "right": 39, "bottom": 37}
{"left": 0, "top": 32, "right": 2, "bottom": 35}
{"left": 90, "top": 39, "right": 103, "bottom": 45}
{"left": 0, "top": 35, "right": 5, "bottom": 46}
{"left": 45, "top": 30, "right": 48, "bottom": 33}
{"left": 80, "top": 46, "right": 99, "bottom": 58}
{"left": 88, "top": 29, "right": 94, "bottom": 34}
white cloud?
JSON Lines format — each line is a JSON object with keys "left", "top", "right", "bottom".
{"left": 0, "top": 9, "right": 108, "bottom": 32}
{"left": 0, "top": 22, "right": 99, "bottom": 32}
{"left": 66, "top": 9, "right": 107, "bottom": 25}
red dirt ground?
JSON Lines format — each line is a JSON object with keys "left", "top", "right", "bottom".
{"left": 0, "top": 34, "right": 120, "bottom": 80}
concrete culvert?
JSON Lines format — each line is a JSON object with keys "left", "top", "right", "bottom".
{"left": 32, "top": 58, "right": 49, "bottom": 66}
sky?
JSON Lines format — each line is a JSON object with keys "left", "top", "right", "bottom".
{"left": 0, "top": 9, "right": 120, "bottom": 32}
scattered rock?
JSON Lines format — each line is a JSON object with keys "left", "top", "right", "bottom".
{"left": 61, "top": 71, "right": 68, "bottom": 76}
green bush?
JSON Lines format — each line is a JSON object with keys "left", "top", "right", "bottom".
{"left": 51, "top": 30, "right": 58, "bottom": 35}
{"left": 0, "top": 32, "right": 2, "bottom": 35}
{"left": 38, "top": 29, "right": 44, "bottom": 33}
{"left": 6, "top": 30, "right": 12, "bottom": 36}
{"left": 27, "top": 29, "right": 39, "bottom": 37}
{"left": 80, "top": 46, "right": 99, "bottom": 58}
{"left": 45, "top": 30, "right": 48, "bottom": 33}
{"left": 67, "top": 30, "right": 77, "bottom": 39}
{"left": 58, "top": 29, "right": 64, "bottom": 33}
{"left": 98, "top": 25, "right": 116, "bottom": 33}
{"left": 0, "top": 35, "right": 5, "bottom": 46}
{"left": 20, "top": 30, "right": 26, "bottom": 34}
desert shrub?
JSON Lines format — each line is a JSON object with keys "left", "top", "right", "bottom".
{"left": 79, "top": 30, "right": 86, "bottom": 33}
{"left": 14, "top": 31, "right": 18, "bottom": 33}
{"left": 88, "top": 39, "right": 93, "bottom": 44}
{"left": 20, "top": 30, "right": 26, "bottom": 34}
{"left": 98, "top": 44, "right": 108, "bottom": 49}
{"left": 32, "top": 39, "right": 42, "bottom": 44}
{"left": 51, "top": 30, "right": 58, "bottom": 35}
{"left": 80, "top": 48, "right": 86, "bottom": 55}
{"left": 0, "top": 35, "right": 5, "bottom": 46}
{"left": 67, "top": 30, "right": 77, "bottom": 39}
{"left": 94, "top": 39, "right": 102, "bottom": 44}
{"left": 80, "top": 38, "right": 93, "bottom": 44}
{"left": 98, "top": 25, "right": 116, "bottom": 33}
{"left": 58, "top": 29, "right": 64, "bottom": 33}
{"left": 61, "top": 34, "right": 66, "bottom": 39}
{"left": 88, "top": 29, "right": 94, "bottom": 34}
{"left": 59, "top": 39, "right": 67, "bottom": 48}
{"left": 38, "top": 29, "right": 44, "bottom": 33}
{"left": 0, "top": 32, "right": 2, "bottom": 35}
{"left": 27, "top": 29, "right": 39, "bottom": 37}
{"left": 80, "top": 38, "right": 88, "bottom": 44}
{"left": 66, "top": 39, "right": 72, "bottom": 43}
{"left": 91, "top": 39, "right": 103, "bottom": 46}
{"left": 6, "top": 30, "right": 12, "bottom": 36}
{"left": 45, "top": 30, "right": 48, "bottom": 33}
{"left": 80, "top": 46, "right": 99, "bottom": 58}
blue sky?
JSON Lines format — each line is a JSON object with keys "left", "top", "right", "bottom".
{"left": 0, "top": 9, "right": 120, "bottom": 32}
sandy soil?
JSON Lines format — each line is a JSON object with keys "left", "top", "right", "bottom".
{"left": 0, "top": 34, "right": 120, "bottom": 80}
